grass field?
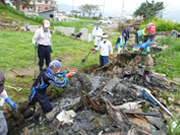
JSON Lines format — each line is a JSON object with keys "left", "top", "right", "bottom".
{"left": 0, "top": 29, "right": 119, "bottom": 103}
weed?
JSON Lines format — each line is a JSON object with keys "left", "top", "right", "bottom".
{"left": 166, "top": 113, "right": 180, "bottom": 135}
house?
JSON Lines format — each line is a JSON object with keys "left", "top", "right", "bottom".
{"left": 39, "top": 10, "right": 57, "bottom": 21}
{"left": 19, "top": 0, "right": 58, "bottom": 12}
{"left": 71, "top": 10, "right": 81, "bottom": 16}
{"left": 56, "top": 11, "right": 66, "bottom": 17}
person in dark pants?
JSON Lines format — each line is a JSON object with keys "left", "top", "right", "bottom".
{"left": 29, "top": 60, "right": 77, "bottom": 126}
{"left": 91, "top": 33, "right": 113, "bottom": 67}
{"left": 32, "top": 20, "right": 53, "bottom": 72}
{"left": 122, "top": 26, "right": 130, "bottom": 44}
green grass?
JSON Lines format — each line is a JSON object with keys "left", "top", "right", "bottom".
{"left": 152, "top": 37, "right": 180, "bottom": 79}
{"left": 0, "top": 29, "right": 119, "bottom": 103}
{"left": 0, "top": 3, "right": 97, "bottom": 32}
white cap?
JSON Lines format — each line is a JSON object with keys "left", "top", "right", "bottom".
{"left": 102, "top": 33, "right": 108, "bottom": 38}
{"left": 42, "top": 20, "right": 50, "bottom": 28}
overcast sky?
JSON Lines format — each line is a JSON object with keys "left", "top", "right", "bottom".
{"left": 57, "top": 0, "right": 180, "bottom": 22}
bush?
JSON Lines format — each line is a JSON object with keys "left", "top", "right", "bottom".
{"left": 140, "top": 18, "right": 180, "bottom": 32}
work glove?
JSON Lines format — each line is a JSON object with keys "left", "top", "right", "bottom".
{"left": 32, "top": 43, "right": 38, "bottom": 49}
{"left": 50, "top": 46, "right": 53, "bottom": 53}
{"left": 5, "top": 97, "right": 17, "bottom": 111}
{"left": 91, "top": 48, "right": 96, "bottom": 51}
{"left": 68, "top": 70, "right": 78, "bottom": 73}
{"left": 140, "top": 42, "right": 150, "bottom": 49}
{"left": 93, "top": 36, "right": 95, "bottom": 39}
{"left": 110, "top": 54, "right": 113, "bottom": 60}
{"left": 65, "top": 72, "right": 73, "bottom": 78}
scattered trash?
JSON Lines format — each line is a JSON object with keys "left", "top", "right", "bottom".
{"left": 115, "top": 101, "right": 142, "bottom": 111}
{"left": 4, "top": 85, "right": 22, "bottom": 92}
{"left": 56, "top": 110, "right": 76, "bottom": 125}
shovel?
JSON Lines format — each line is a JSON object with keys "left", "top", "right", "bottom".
{"left": 10, "top": 69, "right": 25, "bottom": 77}
{"left": 81, "top": 50, "right": 92, "bottom": 63}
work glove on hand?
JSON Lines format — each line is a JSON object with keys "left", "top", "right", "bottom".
{"left": 32, "top": 43, "right": 38, "bottom": 49}
{"left": 68, "top": 70, "right": 78, "bottom": 73}
{"left": 140, "top": 42, "right": 150, "bottom": 49}
{"left": 5, "top": 97, "right": 17, "bottom": 111}
{"left": 110, "top": 54, "right": 113, "bottom": 60}
{"left": 91, "top": 48, "right": 96, "bottom": 51}
{"left": 65, "top": 73, "right": 73, "bottom": 78}
{"left": 50, "top": 46, "right": 53, "bottom": 53}
{"left": 93, "top": 36, "right": 95, "bottom": 39}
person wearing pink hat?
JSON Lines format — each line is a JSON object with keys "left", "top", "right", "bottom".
{"left": 32, "top": 20, "right": 53, "bottom": 72}
{"left": 128, "top": 23, "right": 156, "bottom": 83}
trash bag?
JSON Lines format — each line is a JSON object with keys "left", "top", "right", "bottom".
{"left": 0, "top": 111, "right": 8, "bottom": 135}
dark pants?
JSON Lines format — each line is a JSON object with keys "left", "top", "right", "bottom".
{"left": 100, "top": 55, "right": 109, "bottom": 67}
{"left": 38, "top": 45, "right": 51, "bottom": 68}
{"left": 124, "top": 36, "right": 127, "bottom": 44}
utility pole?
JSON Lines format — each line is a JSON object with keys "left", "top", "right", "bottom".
{"left": 103, "top": 0, "right": 105, "bottom": 20}
{"left": 122, "top": 0, "right": 125, "bottom": 21}
{"left": 72, "top": 0, "right": 74, "bottom": 11}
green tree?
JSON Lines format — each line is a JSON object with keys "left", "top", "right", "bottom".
{"left": 79, "top": 4, "right": 100, "bottom": 17}
{"left": 133, "top": 0, "right": 165, "bottom": 19}
{"left": 10, "top": 0, "right": 30, "bottom": 11}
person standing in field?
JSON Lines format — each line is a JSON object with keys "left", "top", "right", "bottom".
{"left": 92, "top": 22, "right": 103, "bottom": 47}
{"left": 32, "top": 20, "right": 53, "bottom": 72}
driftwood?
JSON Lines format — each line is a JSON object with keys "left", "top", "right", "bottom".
{"left": 67, "top": 91, "right": 107, "bottom": 113}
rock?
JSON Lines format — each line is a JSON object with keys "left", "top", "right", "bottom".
{"left": 152, "top": 129, "right": 167, "bottom": 135}
{"left": 105, "top": 77, "right": 122, "bottom": 92}
{"left": 7, "top": 117, "right": 16, "bottom": 131}
{"left": 15, "top": 114, "right": 24, "bottom": 126}
{"left": 145, "top": 116, "right": 165, "bottom": 129}
{"left": 64, "top": 73, "right": 92, "bottom": 95}
{"left": 22, "top": 105, "right": 34, "bottom": 119}
{"left": 3, "top": 109, "right": 11, "bottom": 120}
{"left": 11, "top": 110, "right": 20, "bottom": 120}
{"left": 19, "top": 98, "right": 29, "bottom": 112}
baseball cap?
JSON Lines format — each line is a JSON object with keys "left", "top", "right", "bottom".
{"left": 42, "top": 20, "right": 50, "bottom": 28}
{"left": 126, "top": 26, "right": 129, "bottom": 29}
{"left": 0, "top": 71, "right": 5, "bottom": 94}
{"left": 102, "top": 33, "right": 108, "bottom": 38}
{"left": 146, "top": 23, "right": 156, "bottom": 34}
{"left": 49, "top": 60, "right": 62, "bottom": 69}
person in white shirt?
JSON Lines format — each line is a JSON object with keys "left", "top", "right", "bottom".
{"left": 32, "top": 20, "right": 53, "bottom": 72}
{"left": 91, "top": 33, "right": 113, "bottom": 67}
{"left": 92, "top": 22, "right": 103, "bottom": 47}
{"left": 0, "top": 71, "right": 17, "bottom": 135}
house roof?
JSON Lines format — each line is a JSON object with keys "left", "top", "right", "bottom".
{"left": 39, "top": 10, "right": 54, "bottom": 13}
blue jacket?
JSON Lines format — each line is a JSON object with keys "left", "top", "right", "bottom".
{"left": 122, "top": 28, "right": 129, "bottom": 39}
{"left": 29, "top": 67, "right": 68, "bottom": 113}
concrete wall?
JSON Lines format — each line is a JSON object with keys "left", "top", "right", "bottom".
{"left": 39, "top": 10, "right": 55, "bottom": 19}
{"left": 54, "top": 26, "right": 75, "bottom": 37}
{"left": 28, "top": 25, "right": 40, "bottom": 32}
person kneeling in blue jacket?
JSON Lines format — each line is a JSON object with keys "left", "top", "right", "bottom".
{"left": 29, "top": 60, "right": 77, "bottom": 126}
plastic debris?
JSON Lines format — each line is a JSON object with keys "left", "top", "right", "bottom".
{"left": 56, "top": 110, "right": 76, "bottom": 125}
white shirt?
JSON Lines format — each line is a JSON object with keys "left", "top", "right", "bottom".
{"left": 0, "top": 90, "right": 8, "bottom": 106}
{"left": 32, "top": 28, "right": 52, "bottom": 46}
{"left": 95, "top": 40, "right": 113, "bottom": 56}
{"left": 92, "top": 25, "right": 103, "bottom": 37}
